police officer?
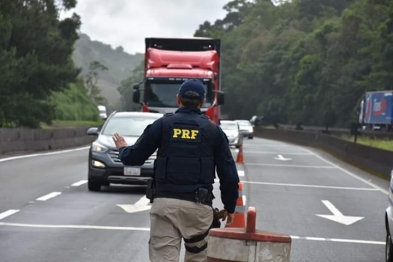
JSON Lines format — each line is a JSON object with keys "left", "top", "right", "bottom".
{"left": 113, "top": 79, "right": 239, "bottom": 262}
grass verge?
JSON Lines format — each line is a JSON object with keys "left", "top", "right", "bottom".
{"left": 341, "top": 135, "right": 393, "bottom": 152}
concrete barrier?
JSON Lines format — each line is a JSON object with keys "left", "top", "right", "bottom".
{"left": 207, "top": 207, "right": 291, "bottom": 262}
{"left": 254, "top": 128, "right": 393, "bottom": 179}
{"left": 0, "top": 127, "right": 95, "bottom": 155}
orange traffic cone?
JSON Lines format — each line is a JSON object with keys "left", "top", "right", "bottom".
{"left": 226, "top": 182, "right": 246, "bottom": 228}
{"left": 236, "top": 141, "right": 244, "bottom": 164}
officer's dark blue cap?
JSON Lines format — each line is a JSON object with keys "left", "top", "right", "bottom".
{"left": 178, "top": 79, "right": 205, "bottom": 100}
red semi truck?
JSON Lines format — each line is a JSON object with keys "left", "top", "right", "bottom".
{"left": 132, "top": 37, "right": 224, "bottom": 124}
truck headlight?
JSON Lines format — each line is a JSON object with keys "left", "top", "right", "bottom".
{"left": 92, "top": 142, "right": 108, "bottom": 153}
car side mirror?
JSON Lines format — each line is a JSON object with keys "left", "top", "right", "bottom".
{"left": 216, "top": 91, "right": 225, "bottom": 106}
{"left": 87, "top": 127, "right": 99, "bottom": 136}
{"left": 133, "top": 84, "right": 140, "bottom": 104}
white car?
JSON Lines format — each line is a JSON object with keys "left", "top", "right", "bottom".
{"left": 235, "top": 120, "right": 254, "bottom": 139}
{"left": 98, "top": 105, "right": 107, "bottom": 120}
{"left": 220, "top": 120, "right": 243, "bottom": 148}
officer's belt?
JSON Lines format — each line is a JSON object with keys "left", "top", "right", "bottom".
{"left": 154, "top": 192, "right": 212, "bottom": 206}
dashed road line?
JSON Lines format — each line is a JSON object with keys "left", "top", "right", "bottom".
{"left": 246, "top": 163, "right": 336, "bottom": 168}
{"left": 242, "top": 181, "right": 379, "bottom": 191}
{"left": 36, "top": 192, "right": 62, "bottom": 201}
{"left": 0, "top": 146, "right": 90, "bottom": 163}
{"left": 0, "top": 210, "right": 19, "bottom": 220}
{"left": 71, "top": 180, "right": 87, "bottom": 187}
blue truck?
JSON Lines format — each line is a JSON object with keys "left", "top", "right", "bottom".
{"left": 359, "top": 90, "right": 393, "bottom": 131}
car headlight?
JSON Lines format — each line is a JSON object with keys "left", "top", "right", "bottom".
{"left": 92, "top": 142, "right": 108, "bottom": 153}
{"left": 249, "top": 127, "right": 253, "bottom": 132}
{"left": 92, "top": 160, "right": 105, "bottom": 168}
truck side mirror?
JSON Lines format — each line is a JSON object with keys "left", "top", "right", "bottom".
{"left": 133, "top": 84, "right": 140, "bottom": 104}
{"left": 216, "top": 91, "right": 225, "bottom": 106}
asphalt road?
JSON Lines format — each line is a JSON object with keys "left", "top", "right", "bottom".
{"left": 0, "top": 138, "right": 389, "bottom": 261}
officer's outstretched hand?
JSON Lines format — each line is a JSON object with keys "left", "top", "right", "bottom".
{"left": 113, "top": 133, "right": 128, "bottom": 150}
{"left": 225, "top": 213, "right": 235, "bottom": 226}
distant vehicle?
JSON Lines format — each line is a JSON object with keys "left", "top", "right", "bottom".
{"left": 250, "top": 115, "right": 264, "bottom": 127}
{"left": 359, "top": 90, "right": 393, "bottom": 131}
{"left": 235, "top": 120, "right": 254, "bottom": 139}
{"left": 385, "top": 169, "right": 393, "bottom": 262}
{"left": 86, "top": 111, "right": 163, "bottom": 191}
{"left": 220, "top": 120, "right": 243, "bottom": 148}
{"left": 97, "top": 105, "right": 107, "bottom": 120}
{"left": 132, "top": 37, "right": 224, "bottom": 124}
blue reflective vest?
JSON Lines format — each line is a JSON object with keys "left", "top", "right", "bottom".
{"left": 154, "top": 111, "right": 217, "bottom": 194}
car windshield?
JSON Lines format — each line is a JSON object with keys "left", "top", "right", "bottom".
{"left": 101, "top": 116, "right": 159, "bottom": 136}
{"left": 220, "top": 123, "right": 238, "bottom": 130}
{"left": 144, "top": 80, "right": 212, "bottom": 108}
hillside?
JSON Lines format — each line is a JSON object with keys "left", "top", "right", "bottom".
{"left": 72, "top": 33, "right": 143, "bottom": 109}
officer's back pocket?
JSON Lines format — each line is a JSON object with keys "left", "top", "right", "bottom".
{"left": 167, "top": 157, "right": 200, "bottom": 185}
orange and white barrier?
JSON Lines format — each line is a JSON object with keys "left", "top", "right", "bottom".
{"left": 207, "top": 207, "right": 291, "bottom": 262}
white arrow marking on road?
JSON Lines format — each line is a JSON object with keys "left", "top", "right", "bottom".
{"left": 117, "top": 196, "right": 151, "bottom": 214}
{"left": 274, "top": 154, "right": 292, "bottom": 161}
{"left": 316, "top": 200, "right": 364, "bottom": 226}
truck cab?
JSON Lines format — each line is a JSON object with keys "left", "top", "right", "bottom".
{"left": 133, "top": 38, "right": 224, "bottom": 124}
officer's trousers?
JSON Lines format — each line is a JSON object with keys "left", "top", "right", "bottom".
{"left": 149, "top": 198, "right": 213, "bottom": 262}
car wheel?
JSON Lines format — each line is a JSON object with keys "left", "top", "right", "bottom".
{"left": 386, "top": 229, "right": 393, "bottom": 262}
{"left": 248, "top": 136, "right": 253, "bottom": 139}
{"left": 88, "top": 180, "right": 101, "bottom": 192}
{"left": 236, "top": 145, "right": 240, "bottom": 149}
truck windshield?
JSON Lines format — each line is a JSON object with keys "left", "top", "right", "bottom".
{"left": 144, "top": 81, "right": 212, "bottom": 108}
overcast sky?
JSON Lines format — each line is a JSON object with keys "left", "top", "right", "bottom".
{"left": 61, "top": 0, "right": 230, "bottom": 54}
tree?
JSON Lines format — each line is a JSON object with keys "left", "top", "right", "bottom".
{"left": 0, "top": 0, "right": 81, "bottom": 128}
{"left": 85, "top": 61, "right": 108, "bottom": 105}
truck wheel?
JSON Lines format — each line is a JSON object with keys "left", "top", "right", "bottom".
{"left": 386, "top": 229, "right": 393, "bottom": 262}
{"left": 88, "top": 180, "right": 101, "bottom": 192}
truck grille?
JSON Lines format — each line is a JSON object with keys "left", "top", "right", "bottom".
{"left": 108, "top": 150, "right": 157, "bottom": 164}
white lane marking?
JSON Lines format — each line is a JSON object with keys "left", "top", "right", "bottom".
{"left": 36, "top": 192, "right": 62, "bottom": 201}
{"left": 316, "top": 200, "right": 364, "bottom": 226}
{"left": 0, "top": 210, "right": 19, "bottom": 220}
{"left": 246, "top": 163, "right": 336, "bottom": 168}
{"left": 117, "top": 196, "right": 151, "bottom": 214}
{"left": 244, "top": 151, "right": 313, "bottom": 155}
{"left": 304, "top": 148, "right": 389, "bottom": 195}
{"left": 291, "top": 235, "right": 384, "bottom": 245}
{"left": 242, "top": 181, "right": 378, "bottom": 191}
{"left": 238, "top": 170, "right": 245, "bottom": 177}
{"left": 275, "top": 155, "right": 292, "bottom": 161}
{"left": 0, "top": 221, "right": 383, "bottom": 245}
{"left": 0, "top": 222, "right": 150, "bottom": 231}
{"left": 71, "top": 180, "right": 87, "bottom": 187}
{"left": 0, "top": 146, "right": 90, "bottom": 163}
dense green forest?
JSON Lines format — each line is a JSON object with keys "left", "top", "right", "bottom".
{"left": 0, "top": 0, "right": 145, "bottom": 128}
{"left": 192, "top": 0, "right": 393, "bottom": 127}
{"left": 3, "top": 0, "right": 393, "bottom": 128}
{"left": 0, "top": 0, "right": 100, "bottom": 128}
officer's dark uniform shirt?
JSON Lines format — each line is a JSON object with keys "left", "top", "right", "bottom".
{"left": 118, "top": 107, "right": 239, "bottom": 213}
